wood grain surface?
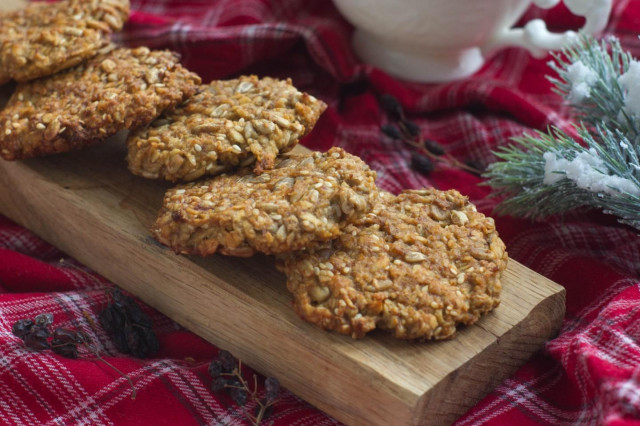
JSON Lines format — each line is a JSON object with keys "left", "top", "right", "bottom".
{"left": 2, "top": 0, "right": 24, "bottom": 11}
{"left": 0, "top": 134, "right": 565, "bottom": 425}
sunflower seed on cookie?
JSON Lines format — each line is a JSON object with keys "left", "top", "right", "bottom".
{"left": 0, "top": 46, "right": 201, "bottom": 161}
{"left": 277, "top": 189, "right": 508, "bottom": 340}
{"left": 0, "top": 0, "right": 130, "bottom": 84}
{"left": 152, "top": 147, "right": 378, "bottom": 257}
{"left": 126, "top": 75, "right": 327, "bottom": 181}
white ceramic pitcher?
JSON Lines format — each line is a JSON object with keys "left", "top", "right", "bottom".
{"left": 332, "top": 0, "right": 612, "bottom": 82}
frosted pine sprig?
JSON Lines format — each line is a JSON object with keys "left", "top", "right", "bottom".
{"left": 548, "top": 36, "right": 639, "bottom": 138}
{"left": 486, "top": 125, "right": 640, "bottom": 230}
{"left": 485, "top": 36, "right": 640, "bottom": 231}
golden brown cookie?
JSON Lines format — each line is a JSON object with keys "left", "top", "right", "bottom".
{"left": 126, "top": 75, "right": 327, "bottom": 181}
{"left": 0, "top": 0, "right": 130, "bottom": 84}
{"left": 277, "top": 189, "right": 508, "bottom": 340}
{"left": 152, "top": 147, "right": 378, "bottom": 256}
{"left": 0, "top": 46, "right": 201, "bottom": 161}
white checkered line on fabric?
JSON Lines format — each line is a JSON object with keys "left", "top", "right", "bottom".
{"left": 259, "top": 390, "right": 341, "bottom": 425}
{"left": 457, "top": 278, "right": 640, "bottom": 425}
{"left": 550, "top": 302, "right": 640, "bottom": 370}
{"left": 0, "top": 295, "right": 74, "bottom": 327}
{"left": 334, "top": 125, "right": 432, "bottom": 194}
{"left": 456, "top": 365, "right": 583, "bottom": 425}
{"left": 550, "top": 279, "right": 640, "bottom": 337}
{"left": 0, "top": 378, "right": 38, "bottom": 425}
{"left": 546, "top": 222, "right": 640, "bottom": 277}
{"left": 163, "top": 364, "right": 234, "bottom": 425}
{"left": 0, "top": 228, "right": 48, "bottom": 256}
{"left": 48, "top": 361, "right": 173, "bottom": 423}
{"left": 0, "top": 347, "right": 111, "bottom": 425}
{"left": 608, "top": 372, "right": 640, "bottom": 417}
{"left": 41, "top": 344, "right": 108, "bottom": 419}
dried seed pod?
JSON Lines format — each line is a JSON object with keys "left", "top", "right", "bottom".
{"left": 401, "top": 119, "right": 420, "bottom": 138}
{"left": 255, "top": 398, "right": 274, "bottom": 420}
{"left": 465, "top": 160, "right": 485, "bottom": 175}
{"left": 218, "top": 350, "right": 237, "bottom": 373}
{"left": 208, "top": 360, "right": 224, "bottom": 378}
{"left": 424, "top": 140, "right": 446, "bottom": 156}
{"left": 99, "top": 305, "right": 124, "bottom": 332}
{"left": 139, "top": 328, "right": 160, "bottom": 357}
{"left": 123, "top": 324, "right": 139, "bottom": 354}
{"left": 100, "top": 288, "right": 158, "bottom": 358}
{"left": 11, "top": 319, "right": 34, "bottom": 338}
{"left": 34, "top": 313, "right": 54, "bottom": 328}
{"left": 24, "top": 327, "right": 51, "bottom": 351}
{"left": 52, "top": 328, "right": 82, "bottom": 344}
{"left": 411, "top": 152, "right": 434, "bottom": 175}
{"left": 379, "top": 94, "right": 403, "bottom": 120}
{"left": 51, "top": 337, "right": 79, "bottom": 359}
{"left": 228, "top": 384, "right": 248, "bottom": 406}
{"left": 111, "top": 330, "right": 129, "bottom": 353}
{"left": 381, "top": 124, "right": 403, "bottom": 140}
{"left": 265, "top": 377, "right": 280, "bottom": 402}
{"left": 211, "top": 376, "right": 227, "bottom": 392}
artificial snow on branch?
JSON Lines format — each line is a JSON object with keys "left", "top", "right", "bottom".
{"left": 548, "top": 36, "right": 639, "bottom": 137}
{"left": 485, "top": 36, "right": 640, "bottom": 231}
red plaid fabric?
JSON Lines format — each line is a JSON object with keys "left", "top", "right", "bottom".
{"left": 2, "top": 0, "right": 640, "bottom": 424}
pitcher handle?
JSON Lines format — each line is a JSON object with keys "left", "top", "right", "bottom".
{"left": 482, "top": 0, "right": 613, "bottom": 58}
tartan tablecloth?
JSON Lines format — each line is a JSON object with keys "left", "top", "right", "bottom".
{"left": 2, "top": 0, "right": 640, "bottom": 424}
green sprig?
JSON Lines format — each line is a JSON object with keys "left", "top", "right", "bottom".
{"left": 548, "top": 36, "right": 638, "bottom": 137}
{"left": 486, "top": 126, "right": 640, "bottom": 229}
{"left": 485, "top": 36, "right": 640, "bottom": 231}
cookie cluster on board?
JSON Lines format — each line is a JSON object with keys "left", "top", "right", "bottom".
{"left": 278, "top": 189, "right": 506, "bottom": 340}
{"left": 0, "top": 0, "right": 129, "bottom": 84}
{"left": 153, "top": 148, "right": 378, "bottom": 257}
{"left": 1, "top": 46, "right": 199, "bottom": 160}
{"left": 127, "top": 75, "right": 327, "bottom": 181}
{"left": 0, "top": 0, "right": 201, "bottom": 161}
{"left": 0, "top": 0, "right": 508, "bottom": 341}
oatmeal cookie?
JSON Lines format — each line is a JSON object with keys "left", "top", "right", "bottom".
{"left": 277, "top": 189, "right": 508, "bottom": 340}
{"left": 152, "top": 147, "right": 378, "bottom": 256}
{"left": 126, "top": 75, "right": 327, "bottom": 181}
{"left": 0, "top": 46, "right": 201, "bottom": 161}
{"left": 0, "top": 0, "right": 130, "bottom": 84}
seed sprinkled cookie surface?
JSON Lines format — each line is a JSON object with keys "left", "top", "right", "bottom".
{"left": 277, "top": 189, "right": 508, "bottom": 340}
{"left": 0, "top": 0, "right": 130, "bottom": 84}
{"left": 152, "top": 147, "right": 379, "bottom": 257}
{"left": 0, "top": 46, "right": 201, "bottom": 161}
{"left": 127, "top": 75, "right": 328, "bottom": 181}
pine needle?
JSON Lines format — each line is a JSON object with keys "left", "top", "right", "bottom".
{"left": 485, "top": 36, "right": 640, "bottom": 231}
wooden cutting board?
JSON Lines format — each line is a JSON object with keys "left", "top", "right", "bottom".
{"left": 0, "top": 135, "right": 565, "bottom": 425}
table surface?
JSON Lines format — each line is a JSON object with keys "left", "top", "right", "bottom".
{"left": 1, "top": 1, "right": 639, "bottom": 425}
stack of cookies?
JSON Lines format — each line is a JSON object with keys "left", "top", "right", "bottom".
{"left": 150, "top": 147, "right": 507, "bottom": 340}
{"left": 0, "top": 0, "right": 508, "bottom": 341}
{"left": 137, "top": 80, "right": 508, "bottom": 340}
{"left": 0, "top": 0, "right": 200, "bottom": 160}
